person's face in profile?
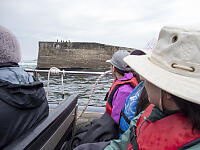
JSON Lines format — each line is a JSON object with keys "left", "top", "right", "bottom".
{"left": 140, "top": 75, "right": 160, "bottom": 105}
{"left": 144, "top": 80, "right": 160, "bottom": 106}
{"left": 110, "top": 65, "right": 115, "bottom": 76}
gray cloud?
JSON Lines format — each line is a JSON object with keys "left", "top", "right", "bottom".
{"left": 1, "top": 0, "right": 200, "bottom": 60}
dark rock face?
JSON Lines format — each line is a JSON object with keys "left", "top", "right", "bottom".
{"left": 37, "top": 41, "right": 134, "bottom": 70}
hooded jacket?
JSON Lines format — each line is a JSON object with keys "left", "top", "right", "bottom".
{"left": 0, "top": 62, "right": 49, "bottom": 148}
{"left": 106, "top": 73, "right": 138, "bottom": 124}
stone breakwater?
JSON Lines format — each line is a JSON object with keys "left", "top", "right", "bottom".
{"left": 37, "top": 41, "right": 134, "bottom": 70}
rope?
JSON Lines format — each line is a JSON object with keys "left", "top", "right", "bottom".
{"left": 46, "top": 67, "right": 65, "bottom": 99}
{"left": 171, "top": 63, "right": 195, "bottom": 72}
{"left": 61, "top": 70, "right": 65, "bottom": 99}
{"left": 77, "top": 70, "right": 111, "bottom": 119}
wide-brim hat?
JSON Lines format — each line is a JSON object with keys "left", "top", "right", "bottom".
{"left": 124, "top": 26, "right": 200, "bottom": 105}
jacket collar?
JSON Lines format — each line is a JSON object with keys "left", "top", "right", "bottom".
{"left": 0, "top": 62, "right": 19, "bottom": 68}
{"left": 148, "top": 106, "right": 180, "bottom": 122}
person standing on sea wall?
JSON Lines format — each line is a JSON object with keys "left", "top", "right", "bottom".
{"left": 0, "top": 25, "right": 49, "bottom": 149}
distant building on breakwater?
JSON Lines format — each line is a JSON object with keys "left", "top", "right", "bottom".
{"left": 37, "top": 41, "right": 134, "bottom": 70}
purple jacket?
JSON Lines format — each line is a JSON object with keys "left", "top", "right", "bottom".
{"left": 111, "top": 73, "right": 135, "bottom": 124}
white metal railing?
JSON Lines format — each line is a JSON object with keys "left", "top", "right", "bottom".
{"left": 25, "top": 67, "right": 111, "bottom": 117}
{"left": 25, "top": 68, "right": 110, "bottom": 75}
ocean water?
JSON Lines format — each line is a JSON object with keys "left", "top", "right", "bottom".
{"left": 19, "top": 60, "right": 113, "bottom": 109}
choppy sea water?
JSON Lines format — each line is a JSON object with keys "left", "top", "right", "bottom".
{"left": 20, "top": 60, "right": 113, "bottom": 109}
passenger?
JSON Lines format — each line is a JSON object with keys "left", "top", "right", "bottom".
{"left": 135, "top": 86, "right": 149, "bottom": 116}
{"left": 106, "top": 25, "right": 200, "bottom": 150}
{"left": 130, "top": 50, "right": 150, "bottom": 117}
{"left": 119, "top": 50, "right": 149, "bottom": 135}
{"left": 74, "top": 26, "right": 200, "bottom": 150}
{"left": 68, "top": 50, "right": 138, "bottom": 150}
{"left": 0, "top": 25, "right": 49, "bottom": 148}
{"left": 130, "top": 49, "right": 146, "bottom": 55}
{"left": 105, "top": 50, "right": 138, "bottom": 124}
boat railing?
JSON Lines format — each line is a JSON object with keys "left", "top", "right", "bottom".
{"left": 25, "top": 68, "right": 111, "bottom": 75}
{"left": 25, "top": 68, "right": 111, "bottom": 119}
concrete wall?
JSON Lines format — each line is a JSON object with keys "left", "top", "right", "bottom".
{"left": 37, "top": 41, "right": 134, "bottom": 70}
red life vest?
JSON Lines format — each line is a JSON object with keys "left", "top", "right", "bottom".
{"left": 105, "top": 77, "right": 138, "bottom": 115}
{"left": 127, "top": 104, "right": 200, "bottom": 150}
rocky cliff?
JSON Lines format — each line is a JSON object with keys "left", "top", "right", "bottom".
{"left": 37, "top": 41, "right": 134, "bottom": 70}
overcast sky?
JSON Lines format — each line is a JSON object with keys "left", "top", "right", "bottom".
{"left": 1, "top": 0, "right": 200, "bottom": 61}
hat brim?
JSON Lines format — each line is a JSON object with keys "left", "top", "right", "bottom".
{"left": 106, "top": 60, "right": 111, "bottom": 63}
{"left": 124, "top": 55, "right": 200, "bottom": 105}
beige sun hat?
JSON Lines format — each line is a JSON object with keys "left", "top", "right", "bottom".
{"left": 124, "top": 26, "right": 200, "bottom": 105}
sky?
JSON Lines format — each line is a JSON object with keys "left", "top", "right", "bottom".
{"left": 1, "top": 0, "right": 200, "bottom": 61}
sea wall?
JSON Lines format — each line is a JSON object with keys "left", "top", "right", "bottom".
{"left": 37, "top": 41, "right": 134, "bottom": 70}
